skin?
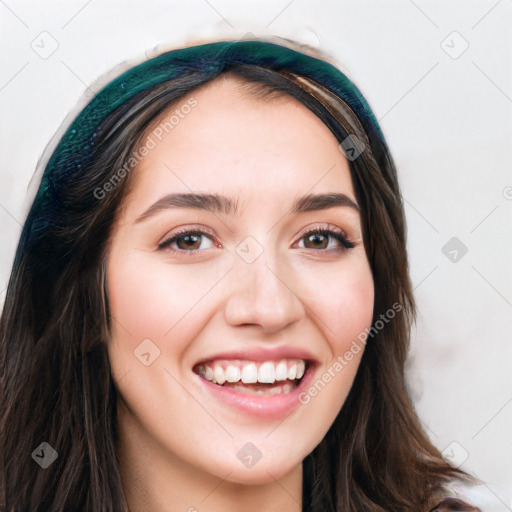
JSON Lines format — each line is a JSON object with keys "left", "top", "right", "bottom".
{"left": 106, "top": 77, "right": 374, "bottom": 512}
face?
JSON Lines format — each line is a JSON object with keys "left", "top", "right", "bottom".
{"left": 106, "top": 77, "right": 374, "bottom": 486}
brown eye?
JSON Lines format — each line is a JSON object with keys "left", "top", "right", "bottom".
{"left": 159, "top": 230, "right": 214, "bottom": 251}
{"left": 304, "top": 232, "right": 329, "bottom": 249}
{"left": 298, "top": 229, "right": 354, "bottom": 251}
{"left": 175, "top": 233, "right": 204, "bottom": 250}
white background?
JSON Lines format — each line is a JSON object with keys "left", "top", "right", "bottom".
{"left": 1, "top": 1, "right": 511, "bottom": 510}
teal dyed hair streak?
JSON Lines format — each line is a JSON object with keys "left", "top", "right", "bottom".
{"left": 27, "top": 39, "right": 385, "bottom": 248}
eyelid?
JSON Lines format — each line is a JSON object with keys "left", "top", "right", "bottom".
{"left": 293, "top": 223, "right": 354, "bottom": 247}
{"left": 157, "top": 225, "right": 219, "bottom": 250}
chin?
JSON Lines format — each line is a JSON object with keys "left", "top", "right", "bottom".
{"left": 218, "top": 460, "right": 302, "bottom": 486}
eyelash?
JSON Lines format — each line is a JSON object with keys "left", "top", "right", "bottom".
{"left": 295, "top": 228, "right": 355, "bottom": 251}
{"left": 158, "top": 226, "right": 355, "bottom": 254}
{"left": 158, "top": 228, "right": 217, "bottom": 254}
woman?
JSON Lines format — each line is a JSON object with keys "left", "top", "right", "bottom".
{"left": 0, "top": 38, "right": 481, "bottom": 511}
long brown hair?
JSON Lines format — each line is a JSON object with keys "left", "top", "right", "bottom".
{"left": 1, "top": 43, "right": 472, "bottom": 511}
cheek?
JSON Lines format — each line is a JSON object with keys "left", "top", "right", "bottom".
{"left": 300, "top": 257, "right": 374, "bottom": 356}
{"left": 105, "top": 248, "right": 233, "bottom": 391}
{"left": 106, "top": 251, "right": 220, "bottom": 342}
{"left": 293, "top": 257, "right": 374, "bottom": 426}
{"left": 108, "top": 269, "right": 166, "bottom": 335}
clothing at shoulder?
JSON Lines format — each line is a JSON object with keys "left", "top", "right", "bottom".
{"left": 430, "top": 497, "right": 482, "bottom": 511}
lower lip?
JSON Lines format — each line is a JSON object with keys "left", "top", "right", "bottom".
{"left": 196, "top": 365, "right": 316, "bottom": 419}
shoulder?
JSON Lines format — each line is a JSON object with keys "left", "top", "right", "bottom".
{"left": 430, "top": 497, "right": 481, "bottom": 511}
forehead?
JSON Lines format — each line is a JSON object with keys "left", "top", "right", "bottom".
{"left": 124, "top": 78, "right": 354, "bottom": 214}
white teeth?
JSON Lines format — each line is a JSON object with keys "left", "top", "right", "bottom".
{"left": 197, "top": 358, "right": 308, "bottom": 386}
{"left": 225, "top": 365, "right": 240, "bottom": 383}
{"left": 229, "top": 382, "right": 295, "bottom": 395}
{"left": 296, "top": 360, "right": 305, "bottom": 379}
{"left": 258, "top": 362, "right": 275, "bottom": 384}
{"left": 282, "top": 382, "right": 293, "bottom": 394}
{"left": 204, "top": 365, "right": 213, "bottom": 381}
{"left": 275, "top": 360, "right": 287, "bottom": 381}
{"left": 241, "top": 363, "right": 258, "bottom": 384}
{"left": 268, "top": 386, "right": 282, "bottom": 395}
{"left": 213, "top": 366, "right": 226, "bottom": 385}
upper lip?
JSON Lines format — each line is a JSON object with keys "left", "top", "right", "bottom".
{"left": 193, "top": 346, "right": 318, "bottom": 366}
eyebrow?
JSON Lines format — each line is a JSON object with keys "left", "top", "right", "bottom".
{"left": 135, "top": 192, "right": 240, "bottom": 222}
{"left": 292, "top": 192, "right": 359, "bottom": 213}
{"left": 135, "top": 191, "right": 359, "bottom": 223}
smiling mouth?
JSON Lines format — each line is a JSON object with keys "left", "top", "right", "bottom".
{"left": 193, "top": 358, "right": 308, "bottom": 395}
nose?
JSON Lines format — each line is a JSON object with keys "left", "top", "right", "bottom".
{"left": 224, "top": 256, "right": 306, "bottom": 334}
